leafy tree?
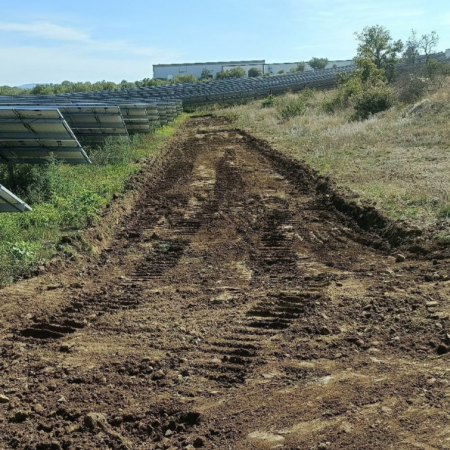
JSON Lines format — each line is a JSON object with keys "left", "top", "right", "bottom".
{"left": 355, "top": 25, "right": 403, "bottom": 80}
{"left": 216, "top": 66, "right": 246, "bottom": 80}
{"left": 420, "top": 31, "right": 439, "bottom": 62}
{"left": 403, "top": 29, "right": 421, "bottom": 64}
{"left": 309, "top": 57, "right": 329, "bottom": 70}
{"left": 200, "top": 68, "right": 213, "bottom": 80}
{"left": 248, "top": 67, "right": 263, "bottom": 78}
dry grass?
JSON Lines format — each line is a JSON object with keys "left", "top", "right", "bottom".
{"left": 214, "top": 81, "right": 450, "bottom": 227}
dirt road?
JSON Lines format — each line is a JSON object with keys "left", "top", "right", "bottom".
{"left": 1, "top": 116, "right": 450, "bottom": 450}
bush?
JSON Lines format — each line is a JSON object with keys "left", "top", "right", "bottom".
{"left": 200, "top": 68, "right": 213, "bottom": 80}
{"left": 88, "top": 137, "right": 134, "bottom": 166}
{"left": 279, "top": 98, "right": 306, "bottom": 120}
{"left": 352, "top": 85, "right": 394, "bottom": 120}
{"left": 290, "top": 62, "right": 306, "bottom": 73}
{"left": 262, "top": 94, "right": 276, "bottom": 108}
{"left": 216, "top": 67, "right": 246, "bottom": 80}
{"left": 2, "top": 157, "right": 65, "bottom": 204}
{"left": 394, "top": 72, "right": 429, "bottom": 103}
{"left": 278, "top": 70, "right": 285, "bottom": 75}
{"left": 171, "top": 74, "right": 197, "bottom": 84}
{"left": 248, "top": 68, "right": 263, "bottom": 78}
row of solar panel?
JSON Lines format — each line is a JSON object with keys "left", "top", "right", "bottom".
{"left": 0, "top": 101, "right": 182, "bottom": 212}
{"left": 4, "top": 53, "right": 446, "bottom": 212}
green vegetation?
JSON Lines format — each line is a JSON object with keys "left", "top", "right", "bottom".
{"left": 216, "top": 66, "right": 246, "bottom": 80}
{"left": 355, "top": 25, "right": 403, "bottom": 81}
{"left": 212, "top": 24, "right": 450, "bottom": 227}
{"left": 0, "top": 115, "right": 187, "bottom": 287}
{"left": 290, "top": 62, "right": 306, "bottom": 73}
{"left": 309, "top": 57, "right": 329, "bottom": 70}
{"left": 248, "top": 68, "right": 263, "bottom": 78}
{"left": 200, "top": 68, "right": 213, "bottom": 80}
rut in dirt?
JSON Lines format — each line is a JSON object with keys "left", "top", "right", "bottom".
{"left": 1, "top": 116, "right": 450, "bottom": 450}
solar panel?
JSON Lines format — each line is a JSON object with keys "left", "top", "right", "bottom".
{"left": 0, "top": 183, "right": 32, "bottom": 212}
{"left": 117, "top": 104, "right": 151, "bottom": 134}
{"left": 57, "top": 106, "right": 129, "bottom": 144}
{"left": 0, "top": 107, "right": 91, "bottom": 164}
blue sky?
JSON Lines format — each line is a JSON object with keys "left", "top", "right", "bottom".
{"left": 1, "top": 0, "right": 449, "bottom": 85}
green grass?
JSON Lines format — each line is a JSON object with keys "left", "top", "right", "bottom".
{"left": 0, "top": 115, "right": 187, "bottom": 287}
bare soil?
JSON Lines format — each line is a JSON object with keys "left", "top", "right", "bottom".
{"left": 1, "top": 116, "right": 450, "bottom": 450}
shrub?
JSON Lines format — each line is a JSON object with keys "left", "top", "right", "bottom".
{"left": 278, "top": 70, "right": 285, "bottom": 75}
{"left": 279, "top": 98, "right": 306, "bottom": 120}
{"left": 394, "top": 72, "right": 429, "bottom": 103}
{"left": 352, "top": 84, "right": 394, "bottom": 120}
{"left": 262, "top": 94, "right": 276, "bottom": 108}
{"left": 290, "top": 62, "right": 306, "bottom": 73}
{"left": 88, "top": 137, "right": 133, "bottom": 166}
{"left": 200, "top": 68, "right": 213, "bottom": 80}
{"left": 216, "top": 67, "right": 246, "bottom": 80}
{"left": 2, "top": 156, "right": 65, "bottom": 204}
{"left": 171, "top": 74, "right": 197, "bottom": 84}
{"left": 248, "top": 68, "right": 263, "bottom": 78}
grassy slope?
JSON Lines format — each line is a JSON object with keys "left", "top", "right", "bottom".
{"left": 0, "top": 115, "right": 187, "bottom": 287}
{"left": 215, "top": 82, "right": 450, "bottom": 230}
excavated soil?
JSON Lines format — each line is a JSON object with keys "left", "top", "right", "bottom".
{"left": 1, "top": 116, "right": 450, "bottom": 450}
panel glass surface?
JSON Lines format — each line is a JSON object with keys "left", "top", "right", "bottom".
{"left": 0, "top": 107, "right": 91, "bottom": 164}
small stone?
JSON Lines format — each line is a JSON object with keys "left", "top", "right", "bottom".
{"left": 396, "top": 254, "right": 406, "bottom": 263}
{"left": 320, "top": 327, "right": 331, "bottom": 336}
{"left": 425, "top": 274, "right": 434, "bottom": 282}
{"left": 84, "top": 412, "right": 108, "bottom": 430}
{"left": 152, "top": 370, "right": 165, "bottom": 380}
{"left": 0, "top": 394, "right": 10, "bottom": 403}
{"left": 165, "top": 429, "right": 173, "bottom": 437}
{"left": 57, "top": 396, "right": 66, "bottom": 403}
{"left": 33, "top": 404, "right": 45, "bottom": 413}
{"left": 426, "top": 301, "right": 439, "bottom": 308}
{"left": 60, "top": 344, "right": 71, "bottom": 353}
{"left": 318, "top": 444, "right": 328, "bottom": 450}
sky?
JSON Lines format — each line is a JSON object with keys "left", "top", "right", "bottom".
{"left": 1, "top": 0, "right": 449, "bottom": 86}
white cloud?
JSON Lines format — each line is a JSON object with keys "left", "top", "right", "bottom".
{"left": 0, "top": 21, "right": 182, "bottom": 84}
{"left": 0, "top": 21, "right": 91, "bottom": 42}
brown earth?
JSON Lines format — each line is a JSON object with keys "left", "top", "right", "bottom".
{"left": 1, "top": 116, "right": 450, "bottom": 450}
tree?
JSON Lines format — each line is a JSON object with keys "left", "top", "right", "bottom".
{"left": 289, "top": 62, "right": 305, "bottom": 73}
{"left": 420, "top": 31, "right": 439, "bottom": 62}
{"left": 216, "top": 66, "right": 246, "bottom": 80}
{"left": 403, "top": 29, "right": 421, "bottom": 64}
{"left": 248, "top": 67, "right": 263, "bottom": 78}
{"left": 309, "top": 57, "right": 329, "bottom": 70}
{"left": 171, "top": 74, "right": 197, "bottom": 84}
{"left": 355, "top": 25, "right": 403, "bottom": 80}
{"left": 200, "top": 68, "right": 213, "bottom": 80}
{"left": 278, "top": 70, "right": 285, "bottom": 75}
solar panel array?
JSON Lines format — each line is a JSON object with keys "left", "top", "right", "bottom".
{"left": 1, "top": 52, "right": 447, "bottom": 212}
{"left": 0, "top": 107, "right": 90, "bottom": 164}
